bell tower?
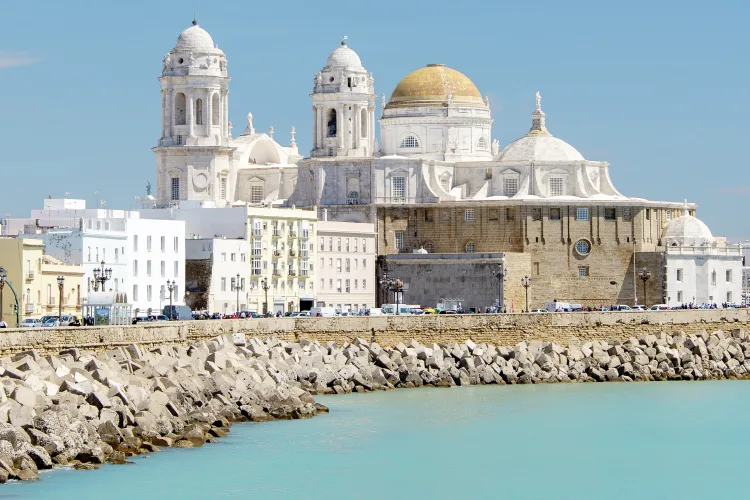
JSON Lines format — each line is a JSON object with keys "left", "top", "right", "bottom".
{"left": 154, "top": 20, "right": 234, "bottom": 205}
{"left": 310, "top": 38, "right": 376, "bottom": 158}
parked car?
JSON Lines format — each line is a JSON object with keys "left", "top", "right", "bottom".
{"left": 163, "top": 305, "right": 193, "bottom": 320}
{"left": 611, "top": 305, "right": 633, "bottom": 311}
{"left": 210, "top": 313, "right": 223, "bottom": 320}
{"left": 530, "top": 309, "right": 548, "bottom": 313}
{"left": 19, "top": 318, "right": 42, "bottom": 328}
{"left": 149, "top": 314, "right": 170, "bottom": 322}
{"left": 42, "top": 317, "right": 60, "bottom": 327}
{"left": 649, "top": 304, "right": 669, "bottom": 311}
{"left": 297, "top": 311, "right": 311, "bottom": 317}
{"left": 631, "top": 305, "right": 646, "bottom": 311}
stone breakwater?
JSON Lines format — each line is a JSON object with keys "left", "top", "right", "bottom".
{"left": 0, "top": 328, "right": 749, "bottom": 482}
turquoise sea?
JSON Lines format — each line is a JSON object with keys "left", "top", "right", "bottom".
{"left": 9, "top": 381, "right": 750, "bottom": 499}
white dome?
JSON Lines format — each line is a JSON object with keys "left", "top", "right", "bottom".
{"left": 325, "top": 42, "right": 363, "bottom": 69}
{"left": 495, "top": 134, "right": 585, "bottom": 162}
{"left": 662, "top": 211, "right": 714, "bottom": 247}
{"left": 175, "top": 22, "right": 215, "bottom": 51}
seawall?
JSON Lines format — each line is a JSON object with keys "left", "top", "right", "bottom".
{"left": 0, "top": 309, "right": 747, "bottom": 354}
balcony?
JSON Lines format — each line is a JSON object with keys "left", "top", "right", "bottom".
{"left": 24, "top": 303, "right": 34, "bottom": 314}
{"left": 300, "top": 231, "right": 310, "bottom": 239}
{"left": 300, "top": 251, "right": 310, "bottom": 258}
{"left": 299, "top": 270, "right": 309, "bottom": 278}
{"left": 252, "top": 269, "right": 262, "bottom": 276}
{"left": 289, "top": 231, "right": 297, "bottom": 238}
{"left": 252, "top": 229, "right": 262, "bottom": 237}
{"left": 25, "top": 271, "right": 35, "bottom": 281}
{"left": 272, "top": 272, "right": 281, "bottom": 277}
{"left": 288, "top": 271, "right": 297, "bottom": 277}
{"left": 272, "top": 230, "right": 281, "bottom": 238}
{"left": 289, "top": 250, "right": 297, "bottom": 257}
{"left": 272, "top": 250, "right": 281, "bottom": 258}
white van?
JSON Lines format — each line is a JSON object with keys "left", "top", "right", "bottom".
{"left": 308, "top": 307, "right": 338, "bottom": 317}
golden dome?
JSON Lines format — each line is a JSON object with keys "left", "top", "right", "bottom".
{"left": 387, "top": 64, "right": 484, "bottom": 108}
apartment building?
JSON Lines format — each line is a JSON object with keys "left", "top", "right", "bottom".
{"left": 316, "top": 220, "right": 376, "bottom": 313}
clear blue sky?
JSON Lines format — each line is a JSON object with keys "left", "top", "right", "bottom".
{"left": 2, "top": 0, "right": 748, "bottom": 238}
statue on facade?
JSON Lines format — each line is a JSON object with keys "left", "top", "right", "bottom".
{"left": 381, "top": 93, "right": 386, "bottom": 110}
{"left": 535, "top": 91, "right": 542, "bottom": 110}
{"left": 188, "top": 53, "right": 196, "bottom": 68}
{"left": 145, "top": 181, "right": 152, "bottom": 196}
{"left": 484, "top": 95, "right": 490, "bottom": 107}
{"left": 290, "top": 126, "right": 296, "bottom": 147}
{"left": 269, "top": 125, "right": 274, "bottom": 139}
{"left": 219, "top": 58, "right": 225, "bottom": 71}
{"left": 447, "top": 93, "right": 454, "bottom": 105}
{"left": 315, "top": 72, "right": 322, "bottom": 86}
{"left": 244, "top": 112, "right": 255, "bottom": 135}
{"left": 491, "top": 139, "right": 500, "bottom": 156}
{"left": 162, "top": 54, "right": 171, "bottom": 74}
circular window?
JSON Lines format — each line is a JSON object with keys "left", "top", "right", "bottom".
{"left": 464, "top": 241, "right": 476, "bottom": 253}
{"left": 329, "top": 76, "right": 335, "bottom": 82}
{"left": 178, "top": 58, "right": 184, "bottom": 64}
{"left": 575, "top": 240, "right": 591, "bottom": 255}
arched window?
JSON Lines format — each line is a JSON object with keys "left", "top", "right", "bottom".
{"left": 360, "top": 108, "right": 367, "bottom": 137}
{"left": 477, "top": 136, "right": 488, "bottom": 149}
{"left": 423, "top": 242, "right": 436, "bottom": 253}
{"left": 400, "top": 135, "right": 420, "bottom": 148}
{"left": 211, "top": 93, "right": 220, "bottom": 125}
{"left": 440, "top": 176, "right": 450, "bottom": 192}
{"left": 175, "top": 93, "right": 186, "bottom": 125}
{"left": 327, "top": 109, "right": 337, "bottom": 138}
{"left": 195, "top": 98, "right": 203, "bottom": 125}
{"left": 464, "top": 241, "right": 476, "bottom": 253}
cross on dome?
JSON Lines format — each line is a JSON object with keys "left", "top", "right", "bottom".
{"left": 341, "top": 35, "right": 348, "bottom": 46}
{"left": 529, "top": 91, "right": 548, "bottom": 134}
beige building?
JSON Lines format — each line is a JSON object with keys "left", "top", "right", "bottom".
{"left": 40, "top": 255, "right": 84, "bottom": 319}
{"left": 0, "top": 237, "right": 44, "bottom": 326}
{"left": 316, "top": 220, "right": 376, "bottom": 313}
{"left": 247, "top": 206, "right": 318, "bottom": 314}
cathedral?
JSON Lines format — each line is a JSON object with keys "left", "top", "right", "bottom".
{"left": 153, "top": 21, "right": 741, "bottom": 309}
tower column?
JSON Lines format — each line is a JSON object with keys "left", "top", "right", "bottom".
{"left": 166, "top": 88, "right": 173, "bottom": 138}
{"left": 312, "top": 106, "right": 318, "bottom": 150}
{"left": 205, "top": 88, "right": 212, "bottom": 137}
{"left": 223, "top": 89, "right": 229, "bottom": 138}
{"left": 161, "top": 90, "right": 166, "bottom": 139}
{"left": 188, "top": 91, "right": 195, "bottom": 137}
{"left": 353, "top": 104, "right": 359, "bottom": 150}
{"left": 338, "top": 105, "right": 345, "bottom": 150}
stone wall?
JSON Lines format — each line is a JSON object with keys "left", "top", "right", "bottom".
{"left": 0, "top": 309, "right": 747, "bottom": 355}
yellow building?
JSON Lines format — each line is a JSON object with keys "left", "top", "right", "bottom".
{"left": 40, "top": 255, "right": 84, "bottom": 319}
{"left": 247, "top": 206, "right": 318, "bottom": 314}
{"left": 0, "top": 237, "right": 44, "bottom": 326}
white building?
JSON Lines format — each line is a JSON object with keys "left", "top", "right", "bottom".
{"left": 316, "top": 219, "right": 376, "bottom": 313}
{"left": 8, "top": 198, "right": 186, "bottom": 315}
{"left": 185, "top": 237, "right": 249, "bottom": 314}
{"left": 662, "top": 207, "right": 743, "bottom": 307}
{"left": 141, "top": 203, "right": 318, "bottom": 314}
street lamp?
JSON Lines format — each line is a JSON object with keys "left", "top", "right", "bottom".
{"left": 261, "top": 277, "right": 270, "bottom": 316}
{"left": 92, "top": 260, "right": 112, "bottom": 292}
{"left": 0, "top": 267, "right": 5, "bottom": 322}
{"left": 521, "top": 275, "right": 531, "bottom": 313}
{"left": 379, "top": 271, "right": 404, "bottom": 314}
{"left": 638, "top": 266, "right": 651, "bottom": 307}
{"left": 0, "top": 267, "right": 6, "bottom": 322}
{"left": 232, "top": 273, "right": 242, "bottom": 314}
{"left": 57, "top": 276, "right": 65, "bottom": 322}
{"left": 166, "top": 280, "right": 175, "bottom": 320}
{"left": 495, "top": 257, "right": 507, "bottom": 313}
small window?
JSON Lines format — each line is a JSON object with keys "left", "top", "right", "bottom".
{"left": 464, "top": 209, "right": 474, "bottom": 222}
{"left": 505, "top": 207, "right": 515, "bottom": 221}
{"left": 488, "top": 209, "right": 499, "bottom": 221}
{"left": 477, "top": 136, "right": 488, "bottom": 149}
{"left": 440, "top": 177, "right": 450, "bottom": 192}
{"left": 423, "top": 242, "right": 435, "bottom": 253}
{"left": 645, "top": 209, "right": 651, "bottom": 221}
{"left": 549, "top": 208, "right": 561, "bottom": 221}
{"left": 464, "top": 241, "right": 476, "bottom": 253}
{"left": 250, "top": 184, "right": 264, "bottom": 204}
{"left": 727, "top": 291, "right": 733, "bottom": 303}
{"left": 399, "top": 135, "right": 420, "bottom": 148}
{"left": 575, "top": 240, "right": 591, "bottom": 255}
{"left": 677, "top": 291, "right": 683, "bottom": 303}
{"left": 676, "top": 269, "right": 683, "bottom": 282}
{"left": 395, "top": 232, "right": 404, "bottom": 250}
{"left": 424, "top": 209, "right": 434, "bottom": 223}
{"left": 171, "top": 178, "right": 180, "bottom": 201}
{"left": 665, "top": 209, "right": 671, "bottom": 221}
{"left": 726, "top": 270, "right": 733, "bottom": 283}
{"left": 623, "top": 207, "right": 632, "bottom": 221}
{"left": 532, "top": 208, "right": 542, "bottom": 221}
{"left": 504, "top": 178, "right": 518, "bottom": 197}
{"left": 549, "top": 178, "right": 563, "bottom": 197}
{"left": 533, "top": 262, "right": 540, "bottom": 275}
{"left": 604, "top": 208, "right": 616, "bottom": 221}
{"left": 576, "top": 208, "right": 590, "bottom": 221}
{"left": 578, "top": 266, "right": 589, "bottom": 277}
{"left": 392, "top": 176, "right": 406, "bottom": 201}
